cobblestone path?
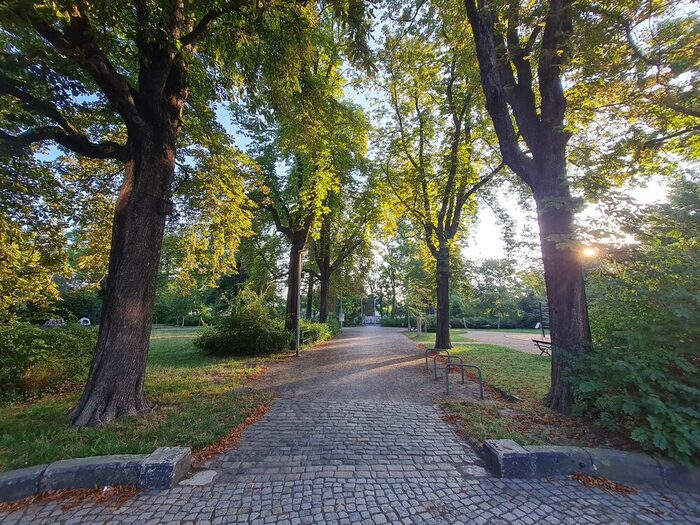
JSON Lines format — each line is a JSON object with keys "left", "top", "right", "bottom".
{"left": 2, "top": 327, "right": 699, "bottom": 524}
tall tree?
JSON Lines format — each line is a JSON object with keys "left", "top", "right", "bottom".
{"left": 463, "top": 0, "right": 592, "bottom": 412}
{"left": 313, "top": 184, "right": 376, "bottom": 322}
{"left": 0, "top": 0, "right": 363, "bottom": 425}
{"left": 376, "top": 22, "right": 501, "bottom": 349}
{"left": 249, "top": 48, "right": 369, "bottom": 332}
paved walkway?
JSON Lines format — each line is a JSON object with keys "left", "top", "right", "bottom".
{"left": 2, "top": 327, "right": 699, "bottom": 524}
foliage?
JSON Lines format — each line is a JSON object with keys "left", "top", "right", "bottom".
{"left": 196, "top": 290, "right": 291, "bottom": 356}
{"left": 574, "top": 178, "right": 700, "bottom": 466}
{"left": 0, "top": 322, "right": 97, "bottom": 400}
{"left": 0, "top": 156, "right": 69, "bottom": 320}
{"left": 380, "top": 317, "right": 408, "bottom": 328}
{"left": 300, "top": 320, "right": 334, "bottom": 345}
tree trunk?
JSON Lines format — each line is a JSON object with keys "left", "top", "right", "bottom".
{"left": 318, "top": 257, "right": 330, "bottom": 323}
{"left": 390, "top": 269, "right": 397, "bottom": 318}
{"left": 434, "top": 247, "right": 452, "bottom": 349}
{"left": 305, "top": 274, "right": 314, "bottom": 319}
{"left": 533, "top": 176, "right": 591, "bottom": 413}
{"left": 69, "top": 136, "right": 175, "bottom": 426}
{"left": 285, "top": 237, "right": 306, "bottom": 333}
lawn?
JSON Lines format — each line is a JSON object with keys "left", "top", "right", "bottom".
{"left": 405, "top": 331, "right": 550, "bottom": 399}
{"left": 405, "top": 331, "right": 632, "bottom": 451}
{"left": 0, "top": 326, "right": 276, "bottom": 472}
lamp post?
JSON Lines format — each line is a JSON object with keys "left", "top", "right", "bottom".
{"left": 295, "top": 248, "right": 307, "bottom": 357}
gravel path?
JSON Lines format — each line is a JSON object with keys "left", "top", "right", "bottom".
{"left": 455, "top": 330, "right": 549, "bottom": 355}
{"left": 2, "top": 326, "right": 698, "bottom": 525}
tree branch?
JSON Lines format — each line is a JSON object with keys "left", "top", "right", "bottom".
{"left": 266, "top": 204, "right": 292, "bottom": 237}
{"left": 26, "top": 6, "right": 144, "bottom": 129}
{"left": 0, "top": 72, "right": 128, "bottom": 160}
{"left": 463, "top": 0, "right": 535, "bottom": 181}
{"left": 0, "top": 127, "right": 128, "bottom": 160}
{"left": 180, "top": 0, "right": 247, "bottom": 48}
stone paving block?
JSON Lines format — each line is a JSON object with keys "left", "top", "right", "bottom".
{"left": 139, "top": 447, "right": 191, "bottom": 489}
{"left": 0, "top": 464, "right": 47, "bottom": 502}
{"left": 40, "top": 455, "right": 144, "bottom": 491}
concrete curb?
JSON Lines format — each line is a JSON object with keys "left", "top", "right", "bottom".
{"left": 483, "top": 439, "right": 700, "bottom": 494}
{"left": 0, "top": 447, "right": 191, "bottom": 503}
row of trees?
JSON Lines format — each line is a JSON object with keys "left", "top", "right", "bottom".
{"left": 372, "top": 0, "right": 696, "bottom": 411}
{"left": 1, "top": 0, "right": 696, "bottom": 425}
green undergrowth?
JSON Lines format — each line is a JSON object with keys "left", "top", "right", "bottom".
{"left": 0, "top": 327, "right": 277, "bottom": 472}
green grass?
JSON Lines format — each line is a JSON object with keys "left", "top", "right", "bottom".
{"left": 407, "top": 329, "right": 476, "bottom": 344}
{"left": 0, "top": 327, "right": 275, "bottom": 472}
{"left": 449, "top": 344, "right": 551, "bottom": 400}
{"left": 405, "top": 330, "right": 606, "bottom": 449}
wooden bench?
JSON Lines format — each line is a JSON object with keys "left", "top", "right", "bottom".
{"left": 532, "top": 339, "right": 551, "bottom": 356}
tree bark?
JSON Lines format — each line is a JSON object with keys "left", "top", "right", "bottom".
{"left": 533, "top": 178, "right": 591, "bottom": 413}
{"left": 69, "top": 53, "right": 187, "bottom": 426}
{"left": 434, "top": 247, "right": 452, "bottom": 349}
{"left": 305, "top": 274, "right": 314, "bottom": 319}
{"left": 285, "top": 236, "right": 306, "bottom": 333}
{"left": 463, "top": 0, "right": 591, "bottom": 414}
{"left": 318, "top": 256, "right": 331, "bottom": 323}
{"left": 317, "top": 217, "right": 332, "bottom": 323}
{"left": 69, "top": 134, "right": 176, "bottom": 426}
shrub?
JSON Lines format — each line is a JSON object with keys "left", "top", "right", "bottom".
{"left": 196, "top": 290, "right": 290, "bottom": 356}
{"left": 573, "top": 178, "right": 700, "bottom": 467}
{"left": 326, "top": 318, "right": 341, "bottom": 336}
{"left": 300, "top": 320, "right": 333, "bottom": 345}
{"left": 380, "top": 317, "right": 407, "bottom": 328}
{"left": 0, "top": 322, "right": 97, "bottom": 399}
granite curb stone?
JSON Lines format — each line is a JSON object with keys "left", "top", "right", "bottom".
{"left": 39, "top": 455, "right": 144, "bottom": 492}
{"left": 0, "top": 447, "right": 191, "bottom": 503}
{"left": 138, "top": 446, "right": 191, "bottom": 489}
{"left": 484, "top": 439, "right": 700, "bottom": 493}
{"left": 0, "top": 465, "right": 47, "bottom": 503}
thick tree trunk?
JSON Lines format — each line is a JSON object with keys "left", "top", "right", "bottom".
{"left": 285, "top": 237, "right": 306, "bottom": 333}
{"left": 533, "top": 175, "right": 591, "bottom": 414}
{"left": 317, "top": 217, "right": 331, "bottom": 323}
{"left": 390, "top": 270, "right": 397, "bottom": 318}
{"left": 305, "top": 274, "right": 314, "bottom": 319}
{"left": 69, "top": 137, "right": 175, "bottom": 427}
{"left": 318, "top": 258, "right": 330, "bottom": 323}
{"left": 434, "top": 247, "right": 452, "bottom": 350}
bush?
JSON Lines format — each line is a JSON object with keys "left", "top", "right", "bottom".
{"left": 380, "top": 317, "right": 407, "bottom": 327}
{"left": 326, "top": 318, "right": 341, "bottom": 336}
{"left": 300, "top": 320, "right": 333, "bottom": 345}
{"left": 573, "top": 179, "right": 700, "bottom": 467}
{"left": 196, "top": 290, "right": 291, "bottom": 356}
{"left": 0, "top": 322, "right": 97, "bottom": 399}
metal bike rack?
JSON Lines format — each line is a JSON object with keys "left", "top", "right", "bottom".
{"left": 433, "top": 354, "right": 464, "bottom": 381}
{"left": 424, "top": 348, "right": 449, "bottom": 371}
{"left": 444, "top": 363, "right": 484, "bottom": 399}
